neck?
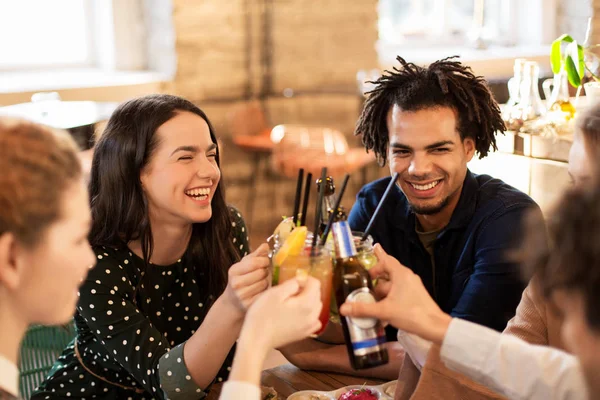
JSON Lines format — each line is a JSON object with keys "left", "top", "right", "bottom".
{"left": 0, "top": 291, "right": 29, "bottom": 366}
{"left": 129, "top": 217, "right": 192, "bottom": 265}
{"left": 415, "top": 186, "right": 462, "bottom": 232}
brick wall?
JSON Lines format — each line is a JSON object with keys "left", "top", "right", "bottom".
{"left": 164, "top": 0, "right": 378, "bottom": 137}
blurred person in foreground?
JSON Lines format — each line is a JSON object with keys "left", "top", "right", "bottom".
{"left": 0, "top": 118, "right": 95, "bottom": 399}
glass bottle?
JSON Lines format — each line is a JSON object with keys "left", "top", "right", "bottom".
{"left": 543, "top": 70, "right": 576, "bottom": 120}
{"left": 505, "top": 59, "right": 527, "bottom": 108}
{"left": 516, "top": 61, "right": 546, "bottom": 121}
{"left": 332, "top": 220, "right": 388, "bottom": 370}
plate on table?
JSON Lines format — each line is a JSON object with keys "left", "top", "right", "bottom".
{"left": 287, "top": 380, "right": 397, "bottom": 400}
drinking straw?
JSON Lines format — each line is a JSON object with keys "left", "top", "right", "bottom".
{"left": 300, "top": 172, "right": 312, "bottom": 226}
{"left": 311, "top": 167, "right": 328, "bottom": 256}
{"left": 320, "top": 174, "right": 350, "bottom": 246}
{"left": 292, "top": 168, "right": 304, "bottom": 225}
{"left": 361, "top": 172, "right": 400, "bottom": 241}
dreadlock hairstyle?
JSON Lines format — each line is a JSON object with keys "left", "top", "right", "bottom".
{"left": 356, "top": 56, "right": 506, "bottom": 166}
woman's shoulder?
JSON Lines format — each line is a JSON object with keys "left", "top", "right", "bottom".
{"left": 87, "top": 245, "right": 138, "bottom": 284}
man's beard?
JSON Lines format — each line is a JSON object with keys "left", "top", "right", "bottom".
{"left": 409, "top": 195, "right": 451, "bottom": 215}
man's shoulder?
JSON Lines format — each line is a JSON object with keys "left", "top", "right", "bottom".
{"left": 474, "top": 174, "right": 537, "bottom": 209}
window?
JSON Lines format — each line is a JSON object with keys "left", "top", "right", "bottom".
{"left": 0, "top": 0, "right": 92, "bottom": 70}
{"left": 378, "top": 0, "right": 534, "bottom": 48}
{"left": 376, "top": 0, "right": 557, "bottom": 77}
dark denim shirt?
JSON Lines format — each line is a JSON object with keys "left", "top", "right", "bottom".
{"left": 349, "top": 170, "right": 539, "bottom": 333}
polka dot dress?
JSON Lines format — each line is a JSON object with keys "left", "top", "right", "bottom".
{"left": 32, "top": 208, "right": 250, "bottom": 400}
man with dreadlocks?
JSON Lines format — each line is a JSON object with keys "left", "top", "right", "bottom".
{"left": 350, "top": 56, "right": 538, "bottom": 335}
{"left": 279, "top": 57, "right": 540, "bottom": 379}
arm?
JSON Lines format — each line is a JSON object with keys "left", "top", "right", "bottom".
{"left": 450, "top": 207, "right": 531, "bottom": 331}
{"left": 440, "top": 319, "right": 587, "bottom": 400}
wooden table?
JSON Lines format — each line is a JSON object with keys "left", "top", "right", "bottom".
{"left": 208, "top": 363, "right": 387, "bottom": 399}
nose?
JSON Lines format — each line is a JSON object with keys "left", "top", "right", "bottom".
{"left": 407, "top": 152, "right": 433, "bottom": 178}
{"left": 195, "top": 155, "right": 220, "bottom": 181}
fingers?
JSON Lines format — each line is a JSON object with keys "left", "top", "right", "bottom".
{"left": 373, "top": 279, "right": 391, "bottom": 300}
{"left": 339, "top": 300, "right": 383, "bottom": 320}
{"left": 230, "top": 253, "right": 270, "bottom": 276}
{"left": 251, "top": 243, "right": 270, "bottom": 257}
{"left": 273, "top": 278, "right": 301, "bottom": 298}
{"left": 295, "top": 277, "right": 321, "bottom": 302}
{"left": 237, "top": 277, "right": 270, "bottom": 304}
{"left": 230, "top": 266, "right": 269, "bottom": 289}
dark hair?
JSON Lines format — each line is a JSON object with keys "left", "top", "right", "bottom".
{"left": 0, "top": 118, "right": 81, "bottom": 246}
{"left": 576, "top": 100, "right": 600, "bottom": 155}
{"left": 356, "top": 56, "right": 505, "bottom": 165}
{"left": 89, "top": 94, "right": 239, "bottom": 305}
{"left": 522, "top": 182, "right": 600, "bottom": 332}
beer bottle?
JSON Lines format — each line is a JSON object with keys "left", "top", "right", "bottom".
{"left": 332, "top": 220, "right": 388, "bottom": 369}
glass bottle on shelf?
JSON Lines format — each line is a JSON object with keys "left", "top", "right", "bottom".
{"left": 516, "top": 61, "right": 546, "bottom": 121}
{"left": 543, "top": 69, "right": 576, "bottom": 120}
{"left": 505, "top": 58, "right": 527, "bottom": 109}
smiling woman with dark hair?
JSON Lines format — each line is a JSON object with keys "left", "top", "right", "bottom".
{"left": 33, "top": 94, "right": 271, "bottom": 400}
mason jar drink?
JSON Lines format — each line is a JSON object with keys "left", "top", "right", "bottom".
{"left": 271, "top": 236, "right": 333, "bottom": 335}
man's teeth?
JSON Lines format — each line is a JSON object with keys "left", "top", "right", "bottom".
{"left": 411, "top": 180, "right": 440, "bottom": 191}
{"left": 185, "top": 188, "right": 210, "bottom": 197}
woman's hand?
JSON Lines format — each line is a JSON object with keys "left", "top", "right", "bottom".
{"left": 222, "top": 243, "right": 271, "bottom": 315}
{"left": 242, "top": 277, "right": 323, "bottom": 350}
{"left": 340, "top": 244, "right": 451, "bottom": 344}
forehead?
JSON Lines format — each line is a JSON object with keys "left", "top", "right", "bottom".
{"left": 155, "top": 111, "right": 213, "bottom": 150}
{"left": 386, "top": 105, "right": 460, "bottom": 145}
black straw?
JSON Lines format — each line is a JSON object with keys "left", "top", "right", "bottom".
{"left": 300, "top": 172, "right": 312, "bottom": 226}
{"left": 320, "top": 174, "right": 350, "bottom": 245}
{"left": 311, "top": 167, "right": 328, "bottom": 255}
{"left": 292, "top": 168, "right": 304, "bottom": 225}
{"left": 361, "top": 172, "right": 400, "bottom": 241}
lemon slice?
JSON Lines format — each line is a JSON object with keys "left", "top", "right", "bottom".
{"left": 273, "top": 216, "right": 295, "bottom": 243}
{"left": 273, "top": 226, "right": 307, "bottom": 266}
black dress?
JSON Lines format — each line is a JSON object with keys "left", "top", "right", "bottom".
{"left": 32, "top": 208, "right": 250, "bottom": 400}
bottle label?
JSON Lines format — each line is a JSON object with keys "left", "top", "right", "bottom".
{"left": 332, "top": 221, "right": 357, "bottom": 259}
{"left": 344, "top": 287, "right": 386, "bottom": 356}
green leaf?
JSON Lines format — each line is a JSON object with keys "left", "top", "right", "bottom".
{"left": 565, "top": 55, "right": 582, "bottom": 87}
{"left": 577, "top": 44, "right": 585, "bottom": 78}
{"left": 551, "top": 34, "right": 575, "bottom": 74}
{"left": 566, "top": 41, "right": 585, "bottom": 79}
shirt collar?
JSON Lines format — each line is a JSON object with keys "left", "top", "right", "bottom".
{"left": 393, "top": 170, "right": 479, "bottom": 234}
{"left": 0, "top": 353, "right": 19, "bottom": 397}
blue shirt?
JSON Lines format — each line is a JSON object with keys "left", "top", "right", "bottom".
{"left": 349, "top": 170, "right": 539, "bottom": 333}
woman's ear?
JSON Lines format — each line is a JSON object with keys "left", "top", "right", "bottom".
{"left": 0, "top": 233, "right": 22, "bottom": 290}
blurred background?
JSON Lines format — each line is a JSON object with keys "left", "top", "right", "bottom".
{"left": 0, "top": 0, "right": 594, "bottom": 245}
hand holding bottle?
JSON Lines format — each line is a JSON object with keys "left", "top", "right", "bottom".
{"left": 339, "top": 244, "right": 452, "bottom": 345}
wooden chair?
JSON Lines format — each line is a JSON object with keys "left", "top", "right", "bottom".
{"left": 270, "top": 124, "right": 375, "bottom": 185}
